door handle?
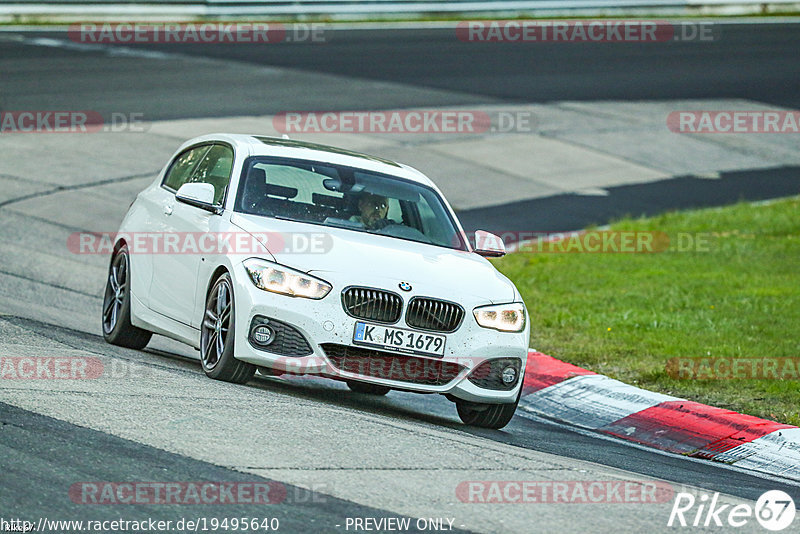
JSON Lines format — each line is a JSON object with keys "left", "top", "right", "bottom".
{"left": 164, "top": 204, "right": 174, "bottom": 216}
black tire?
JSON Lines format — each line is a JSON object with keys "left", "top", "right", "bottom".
{"left": 200, "top": 273, "right": 255, "bottom": 384}
{"left": 456, "top": 389, "right": 521, "bottom": 430}
{"left": 346, "top": 380, "right": 390, "bottom": 396}
{"left": 102, "top": 245, "right": 152, "bottom": 350}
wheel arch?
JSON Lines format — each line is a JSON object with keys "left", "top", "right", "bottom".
{"left": 206, "top": 265, "right": 231, "bottom": 300}
{"left": 109, "top": 238, "right": 127, "bottom": 266}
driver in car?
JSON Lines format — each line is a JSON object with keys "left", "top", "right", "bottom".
{"left": 351, "top": 192, "right": 390, "bottom": 230}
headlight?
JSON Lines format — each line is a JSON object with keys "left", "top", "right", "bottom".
{"left": 473, "top": 302, "right": 526, "bottom": 332}
{"left": 243, "top": 258, "right": 331, "bottom": 299}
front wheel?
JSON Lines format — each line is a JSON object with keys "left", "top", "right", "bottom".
{"left": 200, "top": 273, "right": 255, "bottom": 384}
{"left": 456, "top": 392, "right": 520, "bottom": 430}
{"left": 102, "top": 245, "right": 152, "bottom": 349}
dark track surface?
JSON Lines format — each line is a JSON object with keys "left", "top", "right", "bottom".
{"left": 1, "top": 23, "right": 799, "bottom": 119}
{"left": 145, "top": 24, "right": 800, "bottom": 109}
{"left": 458, "top": 166, "right": 800, "bottom": 235}
{"left": 0, "top": 401, "right": 467, "bottom": 533}
{"left": 2, "top": 24, "right": 798, "bottom": 234}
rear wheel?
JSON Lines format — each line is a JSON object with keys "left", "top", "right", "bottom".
{"left": 347, "top": 380, "right": 390, "bottom": 396}
{"left": 102, "top": 245, "right": 152, "bottom": 349}
{"left": 456, "top": 390, "right": 521, "bottom": 430}
{"left": 200, "top": 273, "right": 255, "bottom": 384}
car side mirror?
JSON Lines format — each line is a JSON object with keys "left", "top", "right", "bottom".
{"left": 474, "top": 230, "right": 506, "bottom": 258}
{"left": 175, "top": 183, "right": 221, "bottom": 214}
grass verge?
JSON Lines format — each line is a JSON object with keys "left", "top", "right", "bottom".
{"left": 494, "top": 196, "right": 800, "bottom": 426}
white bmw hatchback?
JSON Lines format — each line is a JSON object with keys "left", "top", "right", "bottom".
{"left": 103, "top": 134, "right": 529, "bottom": 428}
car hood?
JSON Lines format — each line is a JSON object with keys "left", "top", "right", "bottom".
{"left": 230, "top": 213, "right": 517, "bottom": 303}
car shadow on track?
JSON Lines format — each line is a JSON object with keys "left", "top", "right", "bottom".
{"left": 1, "top": 314, "right": 518, "bottom": 437}
{"left": 246, "top": 373, "right": 469, "bottom": 430}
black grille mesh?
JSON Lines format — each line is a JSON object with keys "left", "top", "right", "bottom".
{"left": 342, "top": 287, "right": 403, "bottom": 323}
{"left": 321, "top": 344, "right": 465, "bottom": 386}
{"left": 405, "top": 298, "right": 464, "bottom": 333}
{"left": 248, "top": 316, "right": 313, "bottom": 356}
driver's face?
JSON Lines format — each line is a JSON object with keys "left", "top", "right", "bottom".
{"left": 359, "top": 195, "right": 388, "bottom": 226}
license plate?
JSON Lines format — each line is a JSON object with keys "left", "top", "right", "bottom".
{"left": 352, "top": 322, "right": 446, "bottom": 357}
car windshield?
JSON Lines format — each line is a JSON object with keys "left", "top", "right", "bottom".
{"left": 235, "top": 157, "right": 468, "bottom": 251}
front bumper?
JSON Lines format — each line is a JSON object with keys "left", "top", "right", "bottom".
{"left": 230, "top": 262, "right": 529, "bottom": 404}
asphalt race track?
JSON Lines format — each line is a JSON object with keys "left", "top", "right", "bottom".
{"left": 2, "top": 23, "right": 799, "bottom": 233}
{"left": 1, "top": 21, "right": 799, "bottom": 534}
{"left": 3, "top": 24, "right": 800, "bottom": 116}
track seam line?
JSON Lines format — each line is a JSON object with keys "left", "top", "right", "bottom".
{"left": 0, "top": 170, "right": 159, "bottom": 209}
{"left": 0, "top": 268, "right": 99, "bottom": 298}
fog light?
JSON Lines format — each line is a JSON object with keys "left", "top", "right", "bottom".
{"left": 252, "top": 325, "right": 274, "bottom": 346}
{"left": 501, "top": 366, "right": 517, "bottom": 384}
{"left": 467, "top": 357, "right": 521, "bottom": 391}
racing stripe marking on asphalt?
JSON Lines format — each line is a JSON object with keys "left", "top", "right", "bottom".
{"left": 520, "top": 349, "right": 800, "bottom": 482}
{"left": 715, "top": 428, "right": 800, "bottom": 480}
{"left": 599, "top": 401, "right": 794, "bottom": 457}
{"left": 522, "top": 350, "right": 596, "bottom": 393}
{"left": 520, "top": 373, "right": 678, "bottom": 430}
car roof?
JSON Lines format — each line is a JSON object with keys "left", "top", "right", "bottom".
{"left": 185, "top": 133, "right": 435, "bottom": 187}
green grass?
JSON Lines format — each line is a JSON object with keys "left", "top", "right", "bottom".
{"left": 493, "top": 197, "right": 800, "bottom": 426}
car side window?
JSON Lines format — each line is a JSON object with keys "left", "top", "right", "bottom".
{"left": 163, "top": 145, "right": 212, "bottom": 192}
{"left": 186, "top": 144, "right": 234, "bottom": 205}
{"left": 386, "top": 198, "right": 403, "bottom": 224}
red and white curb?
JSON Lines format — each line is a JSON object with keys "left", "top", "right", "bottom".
{"left": 519, "top": 349, "right": 800, "bottom": 482}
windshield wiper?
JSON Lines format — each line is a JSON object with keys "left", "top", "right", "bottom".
{"left": 272, "top": 215, "right": 303, "bottom": 223}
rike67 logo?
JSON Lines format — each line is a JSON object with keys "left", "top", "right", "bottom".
{"left": 668, "top": 490, "right": 796, "bottom": 531}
